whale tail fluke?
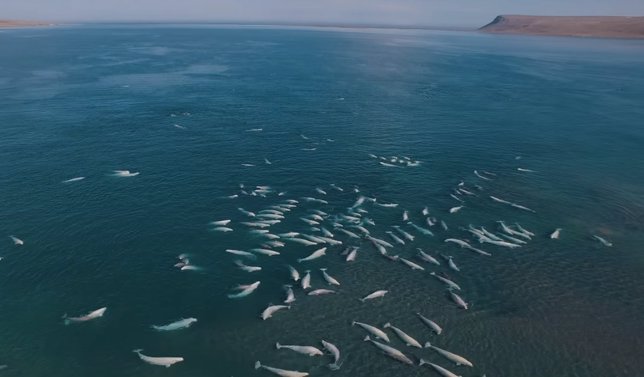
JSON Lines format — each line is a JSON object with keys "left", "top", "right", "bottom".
{"left": 419, "top": 358, "right": 428, "bottom": 366}
{"left": 328, "top": 362, "right": 342, "bottom": 370}
{"left": 320, "top": 268, "right": 327, "bottom": 271}
{"left": 351, "top": 321, "right": 357, "bottom": 326}
{"left": 383, "top": 322, "right": 391, "bottom": 328}
{"left": 424, "top": 341, "right": 431, "bottom": 348}
{"left": 363, "top": 335, "right": 370, "bottom": 342}
{"left": 254, "top": 361, "right": 261, "bottom": 370}
{"left": 132, "top": 349, "right": 143, "bottom": 353}
{"left": 275, "top": 342, "right": 281, "bottom": 349}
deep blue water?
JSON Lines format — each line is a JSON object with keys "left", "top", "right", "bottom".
{"left": 0, "top": 24, "right": 643, "bottom": 377}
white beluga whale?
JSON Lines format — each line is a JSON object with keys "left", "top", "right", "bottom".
{"left": 151, "top": 317, "right": 197, "bottom": 331}
{"left": 320, "top": 268, "right": 340, "bottom": 285}
{"left": 283, "top": 285, "right": 296, "bottom": 304}
{"left": 234, "top": 260, "right": 262, "bottom": 272}
{"left": 301, "top": 270, "right": 311, "bottom": 290}
{"left": 444, "top": 238, "right": 491, "bottom": 256}
{"left": 275, "top": 343, "right": 323, "bottom": 356}
{"left": 308, "top": 289, "right": 336, "bottom": 296}
{"left": 593, "top": 235, "right": 613, "bottom": 247}
{"left": 287, "top": 265, "right": 300, "bottom": 281}
{"left": 383, "top": 323, "right": 423, "bottom": 348}
{"left": 112, "top": 170, "right": 139, "bottom": 177}
{"left": 225, "top": 249, "right": 256, "bottom": 259}
{"left": 447, "top": 257, "right": 460, "bottom": 272}
{"left": 133, "top": 349, "right": 183, "bottom": 368}
{"left": 386, "top": 231, "right": 405, "bottom": 245}
{"left": 63, "top": 307, "right": 107, "bottom": 325}
{"left": 9, "top": 235, "right": 24, "bottom": 246}
{"left": 346, "top": 247, "right": 358, "bottom": 262}
{"left": 254, "top": 361, "right": 309, "bottom": 377}
{"left": 227, "top": 281, "right": 260, "bottom": 299}
{"left": 210, "top": 219, "right": 231, "bottom": 226}
{"left": 363, "top": 335, "right": 413, "bottom": 364}
{"left": 417, "top": 313, "right": 442, "bottom": 334}
{"left": 419, "top": 359, "right": 461, "bottom": 377}
{"left": 360, "top": 290, "right": 388, "bottom": 302}
{"left": 430, "top": 272, "right": 461, "bottom": 291}
{"left": 212, "top": 227, "right": 233, "bottom": 232}
{"left": 392, "top": 226, "right": 414, "bottom": 241}
{"left": 297, "top": 247, "right": 326, "bottom": 263}
{"left": 261, "top": 304, "right": 290, "bottom": 320}
{"left": 252, "top": 248, "right": 280, "bottom": 256}
{"left": 417, "top": 248, "right": 440, "bottom": 265}
{"left": 321, "top": 339, "right": 341, "bottom": 370}
{"left": 424, "top": 341, "right": 474, "bottom": 367}
{"left": 408, "top": 222, "right": 434, "bottom": 236}
{"left": 449, "top": 291, "right": 468, "bottom": 309}
{"left": 237, "top": 207, "right": 256, "bottom": 217}
{"left": 62, "top": 176, "right": 85, "bottom": 183}
{"left": 399, "top": 257, "right": 425, "bottom": 271}
{"left": 352, "top": 321, "right": 390, "bottom": 342}
{"left": 449, "top": 205, "right": 463, "bottom": 214}
{"left": 474, "top": 170, "right": 491, "bottom": 181}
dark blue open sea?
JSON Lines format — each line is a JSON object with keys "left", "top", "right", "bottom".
{"left": 1, "top": 24, "right": 643, "bottom": 377}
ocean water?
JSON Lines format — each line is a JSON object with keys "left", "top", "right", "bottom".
{"left": 0, "top": 24, "right": 643, "bottom": 377}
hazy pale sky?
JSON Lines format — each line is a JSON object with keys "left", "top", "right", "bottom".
{"left": 4, "top": 0, "right": 644, "bottom": 27}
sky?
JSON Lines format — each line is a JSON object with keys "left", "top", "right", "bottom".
{"left": 3, "top": 0, "right": 644, "bottom": 27}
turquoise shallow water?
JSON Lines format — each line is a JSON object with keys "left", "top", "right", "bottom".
{"left": 0, "top": 25, "right": 643, "bottom": 377}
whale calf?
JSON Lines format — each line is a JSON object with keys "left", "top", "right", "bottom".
{"left": 133, "top": 349, "right": 183, "bottom": 368}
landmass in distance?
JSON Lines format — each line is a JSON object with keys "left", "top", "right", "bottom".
{"left": 480, "top": 15, "right": 644, "bottom": 38}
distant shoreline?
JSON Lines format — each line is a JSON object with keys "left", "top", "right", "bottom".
{"left": 480, "top": 15, "right": 644, "bottom": 39}
{"left": 0, "top": 20, "right": 53, "bottom": 28}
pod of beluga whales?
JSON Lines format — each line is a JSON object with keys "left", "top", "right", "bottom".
{"left": 1, "top": 154, "right": 616, "bottom": 374}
